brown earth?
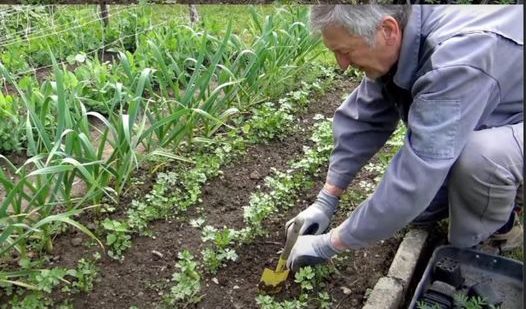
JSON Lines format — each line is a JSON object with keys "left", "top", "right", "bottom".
{"left": 42, "top": 77, "right": 402, "bottom": 309}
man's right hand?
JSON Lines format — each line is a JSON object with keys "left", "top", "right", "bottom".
{"left": 286, "top": 189, "right": 339, "bottom": 235}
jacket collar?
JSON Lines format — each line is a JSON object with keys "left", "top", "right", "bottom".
{"left": 393, "top": 6, "right": 422, "bottom": 91}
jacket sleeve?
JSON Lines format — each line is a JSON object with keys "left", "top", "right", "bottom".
{"left": 327, "top": 77, "right": 400, "bottom": 189}
{"left": 338, "top": 65, "right": 500, "bottom": 249}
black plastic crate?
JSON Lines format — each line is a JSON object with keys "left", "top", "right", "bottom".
{"left": 409, "top": 245, "right": 523, "bottom": 308}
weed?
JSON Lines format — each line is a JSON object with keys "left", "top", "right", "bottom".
{"left": 201, "top": 248, "right": 238, "bottom": 274}
{"left": 56, "top": 300, "right": 74, "bottom": 309}
{"left": 317, "top": 291, "right": 332, "bottom": 309}
{"left": 65, "top": 254, "right": 100, "bottom": 293}
{"left": 102, "top": 219, "right": 132, "bottom": 261}
{"left": 164, "top": 250, "right": 202, "bottom": 306}
{"left": 294, "top": 264, "right": 334, "bottom": 292}
{"left": 294, "top": 266, "right": 315, "bottom": 292}
{"left": 35, "top": 268, "right": 68, "bottom": 293}
{"left": 245, "top": 102, "right": 295, "bottom": 141}
{"left": 243, "top": 118, "right": 333, "bottom": 237}
{"left": 255, "top": 295, "right": 305, "bottom": 309}
{"left": 4, "top": 291, "right": 52, "bottom": 309}
{"left": 453, "top": 293, "right": 500, "bottom": 309}
{"left": 259, "top": 265, "right": 334, "bottom": 309}
{"left": 189, "top": 217, "right": 206, "bottom": 228}
{"left": 0, "top": 92, "right": 24, "bottom": 153}
{"left": 200, "top": 227, "right": 239, "bottom": 274}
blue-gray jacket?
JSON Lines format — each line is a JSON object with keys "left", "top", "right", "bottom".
{"left": 331, "top": 5, "right": 524, "bottom": 249}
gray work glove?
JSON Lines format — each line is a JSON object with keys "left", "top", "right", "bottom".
{"left": 286, "top": 189, "right": 339, "bottom": 236}
{"left": 286, "top": 231, "right": 341, "bottom": 272}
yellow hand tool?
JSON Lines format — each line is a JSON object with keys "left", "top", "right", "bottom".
{"left": 258, "top": 217, "right": 304, "bottom": 294}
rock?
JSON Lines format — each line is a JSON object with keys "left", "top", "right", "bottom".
{"left": 151, "top": 250, "right": 164, "bottom": 260}
{"left": 137, "top": 292, "right": 144, "bottom": 297}
{"left": 341, "top": 286, "right": 352, "bottom": 295}
{"left": 249, "top": 171, "right": 261, "bottom": 180}
{"left": 87, "top": 223, "right": 97, "bottom": 230}
{"left": 71, "top": 238, "right": 82, "bottom": 247}
{"left": 212, "top": 277, "right": 219, "bottom": 285}
{"left": 233, "top": 285, "right": 240, "bottom": 290}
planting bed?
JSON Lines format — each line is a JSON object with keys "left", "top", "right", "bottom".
{"left": 47, "top": 77, "right": 402, "bottom": 308}
{"left": 3, "top": 6, "right": 523, "bottom": 309}
{"left": 0, "top": 6, "right": 412, "bottom": 308}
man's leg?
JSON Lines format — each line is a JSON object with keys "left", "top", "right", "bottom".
{"left": 448, "top": 123, "right": 523, "bottom": 249}
{"left": 411, "top": 180, "right": 449, "bottom": 227}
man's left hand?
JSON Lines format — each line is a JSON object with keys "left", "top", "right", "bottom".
{"left": 286, "top": 231, "right": 342, "bottom": 272}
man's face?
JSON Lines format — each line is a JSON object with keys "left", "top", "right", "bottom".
{"left": 322, "top": 19, "right": 401, "bottom": 79}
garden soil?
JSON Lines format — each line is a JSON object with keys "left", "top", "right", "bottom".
{"left": 50, "top": 77, "right": 401, "bottom": 309}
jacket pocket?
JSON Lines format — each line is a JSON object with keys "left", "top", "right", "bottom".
{"left": 408, "top": 98, "right": 460, "bottom": 159}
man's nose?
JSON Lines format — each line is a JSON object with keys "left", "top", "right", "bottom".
{"left": 335, "top": 53, "right": 350, "bottom": 71}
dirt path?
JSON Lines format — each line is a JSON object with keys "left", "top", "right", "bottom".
{"left": 49, "top": 78, "right": 401, "bottom": 309}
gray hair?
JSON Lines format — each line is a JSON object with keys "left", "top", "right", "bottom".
{"left": 310, "top": 5, "right": 411, "bottom": 46}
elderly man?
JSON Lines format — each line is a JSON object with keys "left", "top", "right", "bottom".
{"left": 286, "top": 5, "right": 523, "bottom": 271}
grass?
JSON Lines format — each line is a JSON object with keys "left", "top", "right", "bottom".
{"left": 502, "top": 211, "right": 524, "bottom": 262}
{"left": 143, "top": 4, "right": 276, "bottom": 36}
{"left": 503, "top": 246, "right": 523, "bottom": 261}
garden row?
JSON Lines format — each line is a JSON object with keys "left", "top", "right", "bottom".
{"left": 50, "top": 74, "right": 405, "bottom": 308}
{"left": 57, "top": 66, "right": 344, "bottom": 309}
{"left": 1, "top": 57, "right": 339, "bottom": 308}
{"left": 0, "top": 5, "right": 328, "bottom": 305}
{"left": 1, "top": 5, "right": 412, "bottom": 308}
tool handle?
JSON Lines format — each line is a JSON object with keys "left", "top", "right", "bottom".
{"left": 280, "top": 217, "right": 304, "bottom": 260}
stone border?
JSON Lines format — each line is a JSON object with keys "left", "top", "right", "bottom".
{"left": 363, "top": 228, "right": 429, "bottom": 309}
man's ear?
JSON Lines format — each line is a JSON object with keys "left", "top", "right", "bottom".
{"left": 380, "top": 16, "right": 400, "bottom": 46}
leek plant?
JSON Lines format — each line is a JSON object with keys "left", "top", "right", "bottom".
{"left": 125, "top": 7, "right": 320, "bottom": 142}
{"left": 0, "top": 153, "right": 103, "bottom": 258}
{"left": 237, "top": 6, "right": 321, "bottom": 104}
{"left": 0, "top": 57, "right": 128, "bottom": 255}
{"left": 0, "top": 61, "right": 113, "bottom": 259}
{"left": 123, "top": 22, "right": 241, "bottom": 146}
{"left": 0, "top": 46, "right": 191, "bottom": 262}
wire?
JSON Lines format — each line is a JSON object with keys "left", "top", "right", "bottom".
{"left": 0, "top": 6, "right": 56, "bottom": 37}
{"left": 0, "top": 6, "right": 99, "bottom": 41}
{"left": 0, "top": 7, "right": 195, "bottom": 91}
{"left": 2, "top": 16, "right": 170, "bottom": 82}
{"left": 0, "top": 6, "right": 137, "bottom": 47}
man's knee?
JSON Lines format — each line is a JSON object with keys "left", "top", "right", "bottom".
{"left": 448, "top": 126, "right": 522, "bottom": 249}
{"left": 451, "top": 128, "right": 519, "bottom": 187}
